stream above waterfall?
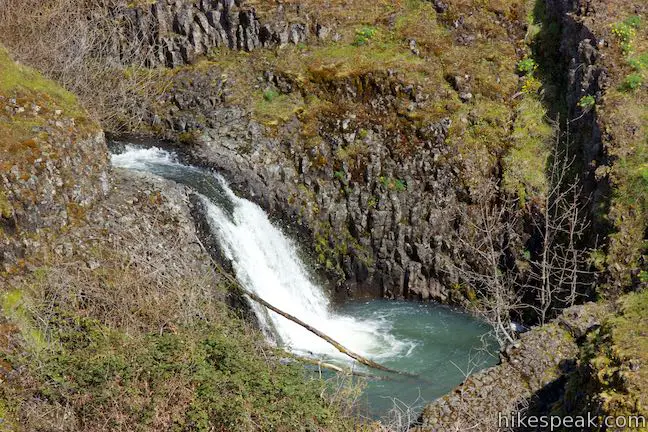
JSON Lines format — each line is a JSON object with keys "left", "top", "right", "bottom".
{"left": 110, "top": 143, "right": 498, "bottom": 418}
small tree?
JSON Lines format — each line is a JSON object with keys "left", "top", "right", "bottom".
{"left": 449, "top": 125, "right": 595, "bottom": 346}
{"left": 526, "top": 128, "right": 594, "bottom": 325}
{"left": 451, "top": 182, "right": 522, "bottom": 346}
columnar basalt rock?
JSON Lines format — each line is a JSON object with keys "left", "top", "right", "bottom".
{"left": 110, "top": 0, "right": 314, "bottom": 68}
{"left": 140, "top": 66, "right": 469, "bottom": 302}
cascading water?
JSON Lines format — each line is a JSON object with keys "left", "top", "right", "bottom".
{"left": 112, "top": 145, "right": 413, "bottom": 361}
{"left": 111, "top": 144, "right": 497, "bottom": 415}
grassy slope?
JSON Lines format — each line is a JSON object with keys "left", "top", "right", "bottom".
{"left": 589, "top": 5, "right": 648, "bottom": 290}
{"left": 0, "top": 47, "right": 93, "bottom": 162}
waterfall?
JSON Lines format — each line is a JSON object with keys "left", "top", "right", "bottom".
{"left": 111, "top": 145, "right": 415, "bottom": 364}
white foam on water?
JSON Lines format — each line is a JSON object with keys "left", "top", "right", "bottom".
{"left": 111, "top": 145, "right": 178, "bottom": 170}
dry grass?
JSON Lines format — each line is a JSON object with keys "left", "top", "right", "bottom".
{"left": 0, "top": 0, "right": 171, "bottom": 131}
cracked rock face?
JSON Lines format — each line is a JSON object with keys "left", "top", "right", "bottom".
{"left": 108, "top": 0, "right": 313, "bottom": 68}
{"left": 139, "top": 67, "right": 474, "bottom": 302}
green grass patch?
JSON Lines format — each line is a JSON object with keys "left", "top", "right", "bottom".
{"left": 628, "top": 53, "right": 648, "bottom": 71}
{"left": 621, "top": 73, "right": 644, "bottom": 91}
{"left": 307, "top": 40, "right": 425, "bottom": 81}
{"left": 253, "top": 90, "right": 304, "bottom": 125}
{"left": 5, "top": 310, "right": 354, "bottom": 431}
{"left": 2, "top": 290, "right": 46, "bottom": 353}
{"left": 262, "top": 88, "right": 280, "bottom": 102}
{"left": 0, "top": 47, "right": 83, "bottom": 117}
{"left": 353, "top": 26, "right": 378, "bottom": 46}
{"left": 503, "top": 97, "right": 553, "bottom": 203}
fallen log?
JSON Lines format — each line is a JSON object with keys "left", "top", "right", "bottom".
{"left": 193, "top": 232, "right": 421, "bottom": 379}
{"left": 240, "top": 287, "right": 418, "bottom": 377}
{"left": 284, "top": 353, "right": 387, "bottom": 380}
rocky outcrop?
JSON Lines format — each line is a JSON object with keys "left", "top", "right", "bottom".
{"left": 109, "top": 0, "right": 318, "bottom": 68}
{"left": 109, "top": 0, "right": 539, "bottom": 303}
{"left": 544, "top": 0, "right": 608, "bottom": 208}
{"left": 413, "top": 303, "right": 607, "bottom": 432}
{"left": 140, "top": 66, "right": 470, "bottom": 301}
{"left": 0, "top": 57, "right": 111, "bottom": 272}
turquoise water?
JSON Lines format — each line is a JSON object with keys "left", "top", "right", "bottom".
{"left": 335, "top": 300, "right": 498, "bottom": 417}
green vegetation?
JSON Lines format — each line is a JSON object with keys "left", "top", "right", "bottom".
{"left": 0, "top": 47, "right": 80, "bottom": 113}
{"left": 253, "top": 90, "right": 304, "bottom": 126}
{"left": 517, "top": 57, "right": 537, "bottom": 75}
{"left": 0, "top": 46, "right": 87, "bottom": 150}
{"left": 4, "top": 311, "right": 344, "bottom": 431}
{"left": 564, "top": 291, "right": 648, "bottom": 427}
{"left": 262, "top": 88, "right": 279, "bottom": 102}
{"left": 503, "top": 98, "right": 553, "bottom": 204}
{"left": 628, "top": 52, "right": 648, "bottom": 71}
{"left": 602, "top": 11, "right": 648, "bottom": 289}
{"left": 378, "top": 176, "right": 407, "bottom": 192}
{"left": 2, "top": 290, "right": 46, "bottom": 353}
{"left": 578, "top": 95, "right": 596, "bottom": 109}
{"left": 611, "top": 16, "right": 641, "bottom": 54}
{"left": 499, "top": 0, "right": 556, "bottom": 205}
{"left": 622, "top": 72, "right": 644, "bottom": 91}
{"left": 1, "top": 222, "right": 361, "bottom": 431}
{"left": 313, "top": 221, "right": 372, "bottom": 279}
{"left": 353, "top": 26, "right": 378, "bottom": 46}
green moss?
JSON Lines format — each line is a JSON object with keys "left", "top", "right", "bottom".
{"left": 307, "top": 41, "right": 425, "bottom": 81}
{"left": 0, "top": 47, "right": 83, "bottom": 117}
{"left": 503, "top": 97, "right": 553, "bottom": 203}
{"left": 253, "top": 90, "right": 304, "bottom": 125}
{"left": 2, "top": 290, "right": 46, "bottom": 353}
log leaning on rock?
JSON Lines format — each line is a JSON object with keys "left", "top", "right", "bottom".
{"left": 240, "top": 287, "right": 418, "bottom": 377}
{"left": 194, "top": 234, "right": 420, "bottom": 379}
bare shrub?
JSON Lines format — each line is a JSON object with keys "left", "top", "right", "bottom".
{"left": 449, "top": 125, "right": 595, "bottom": 346}
{"left": 0, "top": 0, "right": 170, "bottom": 130}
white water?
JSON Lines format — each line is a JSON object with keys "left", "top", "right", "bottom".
{"left": 112, "top": 146, "right": 415, "bottom": 363}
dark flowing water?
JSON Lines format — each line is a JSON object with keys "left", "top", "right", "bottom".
{"left": 111, "top": 144, "right": 498, "bottom": 418}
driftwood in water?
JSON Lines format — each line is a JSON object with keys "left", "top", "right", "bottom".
{"left": 285, "top": 353, "right": 386, "bottom": 380}
{"left": 194, "top": 233, "right": 420, "bottom": 379}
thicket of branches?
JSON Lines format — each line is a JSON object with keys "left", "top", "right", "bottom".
{"left": 0, "top": 0, "right": 167, "bottom": 130}
{"left": 451, "top": 126, "right": 595, "bottom": 346}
